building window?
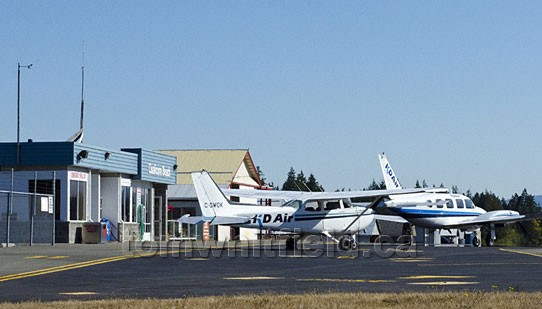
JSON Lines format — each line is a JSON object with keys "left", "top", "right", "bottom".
{"left": 28, "top": 179, "right": 61, "bottom": 220}
{"left": 122, "top": 186, "right": 131, "bottom": 222}
{"left": 69, "top": 180, "right": 86, "bottom": 221}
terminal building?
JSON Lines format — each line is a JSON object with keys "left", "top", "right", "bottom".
{"left": 0, "top": 141, "right": 176, "bottom": 243}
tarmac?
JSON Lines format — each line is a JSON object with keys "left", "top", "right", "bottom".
{"left": 1, "top": 240, "right": 542, "bottom": 302}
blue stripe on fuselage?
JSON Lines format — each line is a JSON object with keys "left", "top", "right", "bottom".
{"left": 390, "top": 207, "right": 482, "bottom": 219}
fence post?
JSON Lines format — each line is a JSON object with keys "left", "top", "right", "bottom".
{"left": 30, "top": 171, "right": 37, "bottom": 246}
{"left": 5, "top": 169, "right": 14, "bottom": 247}
{"left": 51, "top": 171, "right": 56, "bottom": 246}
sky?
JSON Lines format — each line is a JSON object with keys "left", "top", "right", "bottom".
{"left": 1, "top": 1, "right": 542, "bottom": 198}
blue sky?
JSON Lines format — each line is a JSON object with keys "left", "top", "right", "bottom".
{"left": 1, "top": 2, "right": 542, "bottom": 197}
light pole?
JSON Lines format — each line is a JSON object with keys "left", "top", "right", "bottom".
{"left": 17, "top": 62, "right": 32, "bottom": 167}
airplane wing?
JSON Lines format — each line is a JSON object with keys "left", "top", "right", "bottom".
{"left": 444, "top": 210, "right": 526, "bottom": 229}
{"left": 373, "top": 214, "right": 409, "bottom": 224}
{"left": 222, "top": 188, "right": 428, "bottom": 201}
{"left": 177, "top": 214, "right": 251, "bottom": 226}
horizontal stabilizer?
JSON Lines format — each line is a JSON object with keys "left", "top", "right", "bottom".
{"left": 178, "top": 214, "right": 251, "bottom": 226}
{"left": 177, "top": 214, "right": 206, "bottom": 225}
{"left": 210, "top": 216, "right": 252, "bottom": 225}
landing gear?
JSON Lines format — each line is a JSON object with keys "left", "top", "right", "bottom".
{"left": 486, "top": 224, "right": 496, "bottom": 247}
{"left": 473, "top": 236, "right": 480, "bottom": 247}
{"left": 338, "top": 235, "right": 357, "bottom": 251}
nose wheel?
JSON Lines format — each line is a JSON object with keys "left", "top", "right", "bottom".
{"left": 338, "top": 235, "right": 357, "bottom": 251}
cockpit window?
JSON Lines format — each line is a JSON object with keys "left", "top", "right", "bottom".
{"left": 436, "top": 199, "right": 444, "bottom": 208}
{"left": 445, "top": 199, "right": 454, "bottom": 208}
{"left": 465, "top": 199, "right": 474, "bottom": 209}
{"left": 283, "top": 200, "right": 301, "bottom": 208}
{"left": 427, "top": 200, "right": 433, "bottom": 208}
{"left": 456, "top": 199, "right": 464, "bottom": 208}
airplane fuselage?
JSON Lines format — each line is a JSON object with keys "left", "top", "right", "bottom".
{"left": 385, "top": 192, "right": 485, "bottom": 229}
{"left": 227, "top": 200, "right": 375, "bottom": 236}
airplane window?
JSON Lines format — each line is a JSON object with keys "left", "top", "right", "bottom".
{"left": 456, "top": 199, "right": 464, "bottom": 208}
{"left": 436, "top": 199, "right": 444, "bottom": 208}
{"left": 445, "top": 199, "right": 454, "bottom": 208}
{"left": 465, "top": 199, "right": 474, "bottom": 209}
{"left": 427, "top": 200, "right": 433, "bottom": 208}
{"left": 304, "top": 201, "right": 320, "bottom": 211}
{"left": 324, "top": 201, "right": 341, "bottom": 210}
{"left": 283, "top": 200, "right": 301, "bottom": 208}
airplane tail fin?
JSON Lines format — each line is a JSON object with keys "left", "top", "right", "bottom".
{"left": 191, "top": 170, "right": 232, "bottom": 219}
{"left": 378, "top": 153, "right": 402, "bottom": 189}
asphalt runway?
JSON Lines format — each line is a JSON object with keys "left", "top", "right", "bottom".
{"left": 1, "top": 241, "right": 542, "bottom": 302}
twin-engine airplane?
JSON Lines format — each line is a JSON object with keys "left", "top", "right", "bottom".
{"left": 378, "top": 153, "right": 525, "bottom": 246}
{"left": 180, "top": 170, "right": 425, "bottom": 250}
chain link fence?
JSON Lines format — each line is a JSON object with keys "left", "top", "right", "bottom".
{"left": 0, "top": 170, "right": 56, "bottom": 246}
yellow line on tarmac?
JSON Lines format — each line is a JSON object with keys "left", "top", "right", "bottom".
{"left": 297, "top": 278, "right": 396, "bottom": 283}
{"left": 390, "top": 258, "right": 433, "bottom": 263}
{"left": 399, "top": 275, "right": 475, "bottom": 280}
{"left": 59, "top": 292, "right": 97, "bottom": 296}
{"left": 224, "top": 277, "right": 285, "bottom": 280}
{"left": 0, "top": 255, "right": 132, "bottom": 282}
{"left": 407, "top": 281, "right": 479, "bottom": 286}
{"left": 500, "top": 248, "right": 542, "bottom": 258}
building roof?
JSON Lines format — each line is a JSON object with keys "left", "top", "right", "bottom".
{"left": 159, "top": 149, "right": 261, "bottom": 186}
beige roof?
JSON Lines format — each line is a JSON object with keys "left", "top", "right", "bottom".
{"left": 159, "top": 149, "right": 261, "bottom": 186}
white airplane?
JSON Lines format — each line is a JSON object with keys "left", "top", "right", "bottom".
{"left": 180, "top": 170, "right": 425, "bottom": 250}
{"left": 378, "top": 153, "right": 525, "bottom": 246}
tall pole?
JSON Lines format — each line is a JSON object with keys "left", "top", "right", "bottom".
{"left": 16, "top": 62, "right": 32, "bottom": 167}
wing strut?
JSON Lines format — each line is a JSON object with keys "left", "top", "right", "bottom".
{"left": 341, "top": 196, "right": 385, "bottom": 233}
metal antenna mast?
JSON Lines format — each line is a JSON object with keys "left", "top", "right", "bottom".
{"left": 80, "top": 41, "right": 85, "bottom": 132}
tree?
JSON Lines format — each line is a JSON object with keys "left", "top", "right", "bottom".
{"left": 472, "top": 190, "right": 505, "bottom": 212}
{"left": 366, "top": 179, "right": 385, "bottom": 190}
{"left": 506, "top": 189, "right": 542, "bottom": 246}
{"left": 451, "top": 185, "right": 459, "bottom": 194}
{"left": 306, "top": 173, "right": 324, "bottom": 192}
{"left": 281, "top": 167, "right": 297, "bottom": 191}
{"left": 415, "top": 180, "right": 421, "bottom": 188}
{"left": 256, "top": 166, "right": 266, "bottom": 186}
{"left": 296, "top": 170, "right": 307, "bottom": 191}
